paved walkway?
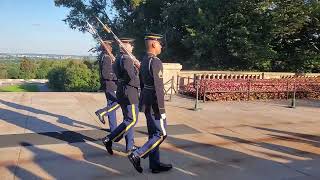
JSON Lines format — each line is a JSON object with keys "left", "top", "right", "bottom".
{"left": 0, "top": 92, "right": 319, "bottom": 180}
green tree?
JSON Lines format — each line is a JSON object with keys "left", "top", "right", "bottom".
{"left": 270, "top": 0, "right": 320, "bottom": 72}
{"left": 48, "top": 66, "right": 67, "bottom": 91}
{"left": 90, "top": 68, "right": 101, "bottom": 92}
{"left": 36, "top": 60, "right": 55, "bottom": 79}
{"left": 47, "top": 60, "right": 100, "bottom": 92}
{"left": 19, "top": 57, "right": 37, "bottom": 79}
{"left": 7, "top": 65, "right": 20, "bottom": 79}
{"left": 64, "top": 61, "right": 92, "bottom": 91}
{"left": 55, "top": 0, "right": 320, "bottom": 72}
{"left": 0, "top": 64, "right": 8, "bottom": 79}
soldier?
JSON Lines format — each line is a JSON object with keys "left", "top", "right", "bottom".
{"left": 103, "top": 38, "right": 139, "bottom": 154}
{"left": 95, "top": 40, "right": 120, "bottom": 133}
{"left": 128, "top": 33, "right": 172, "bottom": 173}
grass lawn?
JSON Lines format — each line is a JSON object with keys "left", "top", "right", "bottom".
{"left": 0, "top": 84, "right": 39, "bottom": 92}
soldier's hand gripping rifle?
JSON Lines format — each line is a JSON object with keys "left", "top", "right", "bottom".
{"left": 95, "top": 16, "right": 141, "bottom": 69}
{"left": 86, "top": 21, "right": 115, "bottom": 62}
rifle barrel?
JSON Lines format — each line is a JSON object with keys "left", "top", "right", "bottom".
{"left": 86, "top": 21, "right": 115, "bottom": 61}
{"left": 95, "top": 16, "right": 141, "bottom": 68}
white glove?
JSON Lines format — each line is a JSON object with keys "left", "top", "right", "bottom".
{"left": 161, "top": 113, "right": 166, "bottom": 120}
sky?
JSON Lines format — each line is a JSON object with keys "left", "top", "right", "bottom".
{"left": 0, "top": 0, "right": 98, "bottom": 56}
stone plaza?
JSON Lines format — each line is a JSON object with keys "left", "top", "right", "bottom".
{"left": 0, "top": 92, "right": 319, "bottom": 179}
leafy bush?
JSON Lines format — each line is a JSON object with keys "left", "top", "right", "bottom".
{"left": 36, "top": 60, "right": 55, "bottom": 79}
{"left": 48, "top": 66, "right": 67, "bottom": 91}
{"left": 64, "top": 61, "right": 92, "bottom": 91}
{"left": 89, "top": 68, "right": 101, "bottom": 92}
{"left": 48, "top": 60, "right": 100, "bottom": 92}
{"left": 7, "top": 65, "right": 20, "bottom": 79}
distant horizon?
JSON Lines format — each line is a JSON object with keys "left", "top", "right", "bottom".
{"left": 0, "top": 52, "right": 97, "bottom": 57}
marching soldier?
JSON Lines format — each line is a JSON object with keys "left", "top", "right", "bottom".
{"left": 95, "top": 40, "right": 120, "bottom": 133}
{"left": 128, "top": 33, "right": 172, "bottom": 173}
{"left": 103, "top": 38, "right": 140, "bottom": 154}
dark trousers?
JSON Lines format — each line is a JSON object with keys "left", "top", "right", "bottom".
{"left": 107, "top": 104, "right": 139, "bottom": 151}
{"left": 134, "top": 103, "right": 167, "bottom": 169}
{"left": 97, "top": 91, "right": 120, "bottom": 132}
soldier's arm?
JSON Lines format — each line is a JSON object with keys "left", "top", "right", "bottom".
{"left": 123, "top": 56, "right": 139, "bottom": 88}
{"left": 152, "top": 58, "right": 165, "bottom": 114}
{"left": 139, "top": 68, "right": 144, "bottom": 90}
{"left": 138, "top": 69, "right": 144, "bottom": 112}
{"left": 101, "top": 55, "right": 111, "bottom": 80}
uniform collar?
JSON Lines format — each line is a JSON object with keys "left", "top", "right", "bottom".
{"left": 146, "top": 52, "right": 156, "bottom": 57}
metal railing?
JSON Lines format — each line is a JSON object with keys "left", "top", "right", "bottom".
{"left": 178, "top": 77, "right": 320, "bottom": 107}
{"left": 164, "top": 76, "right": 176, "bottom": 101}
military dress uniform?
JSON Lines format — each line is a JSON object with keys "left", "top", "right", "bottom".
{"left": 95, "top": 53, "right": 120, "bottom": 132}
{"left": 128, "top": 33, "right": 172, "bottom": 173}
{"left": 103, "top": 40, "right": 139, "bottom": 153}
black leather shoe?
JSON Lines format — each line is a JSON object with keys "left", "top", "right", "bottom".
{"left": 95, "top": 110, "right": 106, "bottom": 124}
{"left": 102, "top": 137, "right": 113, "bottom": 155}
{"left": 151, "top": 163, "right": 173, "bottom": 173}
{"left": 128, "top": 153, "right": 143, "bottom": 173}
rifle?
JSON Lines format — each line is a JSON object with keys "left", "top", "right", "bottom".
{"left": 95, "top": 16, "right": 141, "bottom": 69}
{"left": 86, "top": 21, "right": 115, "bottom": 62}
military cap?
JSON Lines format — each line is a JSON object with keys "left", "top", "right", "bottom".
{"left": 119, "top": 38, "right": 135, "bottom": 43}
{"left": 144, "top": 33, "right": 163, "bottom": 40}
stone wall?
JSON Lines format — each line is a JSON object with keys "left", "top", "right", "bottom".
{"left": 162, "top": 63, "right": 182, "bottom": 94}
{"left": 160, "top": 65, "right": 320, "bottom": 93}
{"left": 0, "top": 79, "right": 48, "bottom": 86}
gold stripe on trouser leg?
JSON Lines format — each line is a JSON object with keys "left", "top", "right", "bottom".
{"left": 112, "top": 104, "right": 137, "bottom": 141}
{"left": 100, "top": 104, "right": 119, "bottom": 117}
{"left": 100, "top": 111, "right": 107, "bottom": 117}
{"left": 140, "top": 118, "right": 166, "bottom": 157}
{"left": 140, "top": 136, "right": 163, "bottom": 158}
{"left": 108, "top": 104, "right": 120, "bottom": 112}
